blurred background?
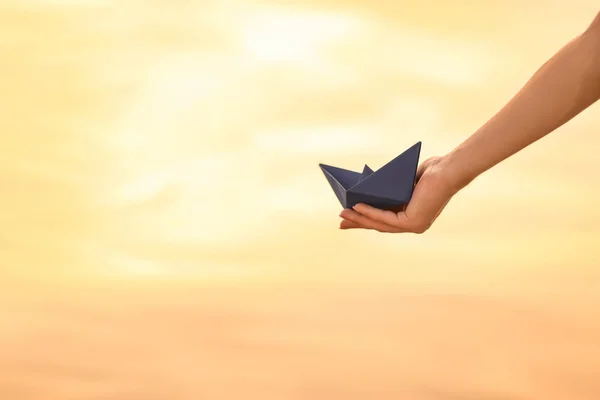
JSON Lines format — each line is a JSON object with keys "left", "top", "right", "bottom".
{"left": 1, "top": 0, "right": 600, "bottom": 398}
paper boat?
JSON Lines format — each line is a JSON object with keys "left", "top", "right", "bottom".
{"left": 319, "top": 142, "right": 421, "bottom": 210}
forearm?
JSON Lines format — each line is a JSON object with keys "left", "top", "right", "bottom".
{"left": 443, "top": 16, "right": 600, "bottom": 190}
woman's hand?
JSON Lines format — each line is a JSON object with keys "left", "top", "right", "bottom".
{"left": 339, "top": 156, "right": 461, "bottom": 234}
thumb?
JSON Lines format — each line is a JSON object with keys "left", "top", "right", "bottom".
{"left": 415, "top": 157, "right": 439, "bottom": 182}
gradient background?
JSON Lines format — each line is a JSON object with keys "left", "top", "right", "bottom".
{"left": 1, "top": 1, "right": 600, "bottom": 399}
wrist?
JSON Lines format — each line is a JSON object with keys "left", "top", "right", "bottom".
{"left": 438, "top": 146, "right": 481, "bottom": 192}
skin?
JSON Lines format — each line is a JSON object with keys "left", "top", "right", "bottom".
{"left": 340, "top": 11, "right": 600, "bottom": 234}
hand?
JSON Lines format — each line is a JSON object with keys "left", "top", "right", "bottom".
{"left": 339, "top": 156, "right": 461, "bottom": 234}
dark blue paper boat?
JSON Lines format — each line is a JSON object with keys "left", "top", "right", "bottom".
{"left": 319, "top": 142, "right": 421, "bottom": 210}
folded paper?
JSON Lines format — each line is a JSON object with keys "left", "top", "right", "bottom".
{"left": 319, "top": 142, "right": 422, "bottom": 210}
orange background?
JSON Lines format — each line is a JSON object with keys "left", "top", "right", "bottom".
{"left": 1, "top": 1, "right": 599, "bottom": 398}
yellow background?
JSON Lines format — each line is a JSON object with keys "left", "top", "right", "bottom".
{"left": 1, "top": 1, "right": 600, "bottom": 398}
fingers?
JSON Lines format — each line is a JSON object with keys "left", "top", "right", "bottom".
{"left": 351, "top": 203, "right": 426, "bottom": 232}
{"left": 339, "top": 219, "right": 364, "bottom": 230}
{"left": 351, "top": 203, "right": 401, "bottom": 226}
{"left": 344, "top": 204, "right": 429, "bottom": 234}
{"left": 339, "top": 204, "right": 416, "bottom": 232}
{"left": 339, "top": 209, "right": 403, "bottom": 233}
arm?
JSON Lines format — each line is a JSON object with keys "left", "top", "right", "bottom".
{"left": 443, "top": 11, "right": 600, "bottom": 190}
{"left": 341, "top": 11, "right": 600, "bottom": 234}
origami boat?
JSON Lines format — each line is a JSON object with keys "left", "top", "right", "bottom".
{"left": 319, "top": 141, "right": 421, "bottom": 210}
